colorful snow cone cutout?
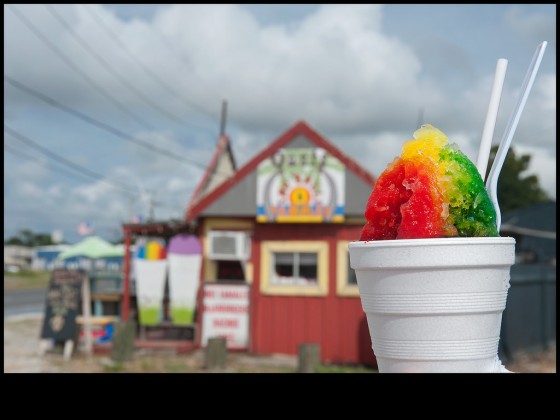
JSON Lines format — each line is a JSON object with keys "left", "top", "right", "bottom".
{"left": 167, "top": 234, "right": 202, "bottom": 325}
{"left": 134, "top": 239, "right": 168, "bottom": 326}
{"left": 360, "top": 124, "right": 499, "bottom": 240}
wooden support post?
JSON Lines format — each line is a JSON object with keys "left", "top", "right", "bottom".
{"left": 205, "top": 337, "right": 227, "bottom": 370}
{"left": 122, "top": 229, "right": 131, "bottom": 322}
{"left": 298, "top": 343, "right": 320, "bottom": 373}
{"left": 82, "top": 275, "right": 93, "bottom": 356}
{"left": 111, "top": 320, "right": 136, "bottom": 363}
{"left": 63, "top": 340, "right": 74, "bottom": 361}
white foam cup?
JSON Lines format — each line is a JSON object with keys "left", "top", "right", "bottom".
{"left": 349, "top": 237, "right": 515, "bottom": 373}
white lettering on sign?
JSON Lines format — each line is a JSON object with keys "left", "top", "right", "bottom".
{"left": 201, "top": 284, "right": 250, "bottom": 349}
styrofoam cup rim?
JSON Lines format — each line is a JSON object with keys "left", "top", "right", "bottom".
{"left": 349, "top": 236, "right": 515, "bottom": 249}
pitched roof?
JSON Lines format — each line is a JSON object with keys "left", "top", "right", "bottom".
{"left": 186, "top": 133, "right": 236, "bottom": 213}
{"left": 185, "top": 120, "right": 376, "bottom": 222}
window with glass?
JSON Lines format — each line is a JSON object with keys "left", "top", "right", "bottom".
{"left": 260, "top": 241, "right": 328, "bottom": 296}
{"left": 271, "top": 252, "right": 318, "bottom": 286}
{"left": 217, "top": 260, "right": 246, "bottom": 282}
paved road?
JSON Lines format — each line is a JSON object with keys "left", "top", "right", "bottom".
{"left": 4, "top": 287, "right": 47, "bottom": 318}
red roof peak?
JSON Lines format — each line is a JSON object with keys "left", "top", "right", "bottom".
{"left": 185, "top": 120, "right": 376, "bottom": 222}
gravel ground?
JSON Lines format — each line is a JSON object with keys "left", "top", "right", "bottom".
{"left": 3, "top": 314, "right": 297, "bottom": 373}
{"left": 4, "top": 313, "right": 556, "bottom": 373}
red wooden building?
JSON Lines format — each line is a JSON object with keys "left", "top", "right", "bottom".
{"left": 122, "top": 120, "right": 378, "bottom": 366}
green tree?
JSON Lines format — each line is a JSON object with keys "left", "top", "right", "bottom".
{"left": 4, "top": 229, "right": 58, "bottom": 247}
{"left": 485, "top": 145, "right": 550, "bottom": 214}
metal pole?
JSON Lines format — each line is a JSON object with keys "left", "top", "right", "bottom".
{"left": 122, "top": 228, "right": 131, "bottom": 322}
{"left": 82, "top": 274, "right": 93, "bottom": 356}
{"left": 219, "top": 100, "right": 227, "bottom": 137}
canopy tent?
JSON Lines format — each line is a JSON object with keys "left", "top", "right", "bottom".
{"left": 57, "top": 236, "right": 124, "bottom": 260}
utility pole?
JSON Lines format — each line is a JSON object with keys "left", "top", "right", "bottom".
{"left": 219, "top": 99, "right": 228, "bottom": 138}
{"left": 148, "top": 193, "right": 156, "bottom": 221}
{"left": 146, "top": 190, "right": 163, "bottom": 222}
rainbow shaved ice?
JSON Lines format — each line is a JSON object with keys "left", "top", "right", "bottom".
{"left": 360, "top": 124, "right": 498, "bottom": 240}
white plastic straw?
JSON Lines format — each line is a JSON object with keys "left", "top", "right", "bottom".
{"left": 486, "top": 41, "right": 548, "bottom": 232}
{"left": 476, "top": 58, "right": 508, "bottom": 181}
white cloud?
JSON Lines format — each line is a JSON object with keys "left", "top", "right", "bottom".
{"left": 505, "top": 5, "right": 557, "bottom": 48}
{"left": 6, "top": 157, "right": 50, "bottom": 183}
{"left": 3, "top": 4, "right": 555, "bottom": 242}
{"left": 536, "top": 73, "right": 556, "bottom": 113}
{"left": 16, "top": 182, "right": 45, "bottom": 200}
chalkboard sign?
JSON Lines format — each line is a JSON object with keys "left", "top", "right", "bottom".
{"left": 40, "top": 269, "right": 85, "bottom": 342}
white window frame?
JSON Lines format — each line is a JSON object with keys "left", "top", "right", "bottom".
{"left": 260, "top": 241, "right": 328, "bottom": 296}
{"left": 336, "top": 241, "right": 359, "bottom": 297}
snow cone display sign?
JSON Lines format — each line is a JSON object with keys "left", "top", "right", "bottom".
{"left": 167, "top": 234, "right": 202, "bottom": 325}
{"left": 134, "top": 239, "right": 167, "bottom": 326}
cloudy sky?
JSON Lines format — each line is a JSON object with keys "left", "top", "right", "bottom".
{"left": 4, "top": 4, "right": 556, "bottom": 244}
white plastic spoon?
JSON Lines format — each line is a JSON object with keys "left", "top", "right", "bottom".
{"left": 485, "top": 41, "right": 547, "bottom": 232}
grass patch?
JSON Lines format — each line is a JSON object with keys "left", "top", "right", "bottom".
{"left": 230, "top": 366, "right": 297, "bottom": 373}
{"left": 139, "top": 360, "right": 156, "bottom": 372}
{"left": 315, "top": 364, "right": 377, "bottom": 373}
{"left": 4, "top": 270, "right": 51, "bottom": 290}
{"left": 163, "top": 362, "right": 192, "bottom": 373}
{"left": 102, "top": 362, "right": 125, "bottom": 373}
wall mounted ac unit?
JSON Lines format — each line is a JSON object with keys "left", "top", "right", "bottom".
{"left": 208, "top": 231, "right": 251, "bottom": 261}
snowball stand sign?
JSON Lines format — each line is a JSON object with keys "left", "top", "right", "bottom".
{"left": 201, "top": 283, "right": 250, "bottom": 350}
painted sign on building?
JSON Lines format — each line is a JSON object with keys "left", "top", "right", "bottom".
{"left": 201, "top": 283, "right": 250, "bottom": 350}
{"left": 256, "top": 148, "right": 345, "bottom": 223}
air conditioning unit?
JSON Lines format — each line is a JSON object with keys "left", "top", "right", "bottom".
{"left": 208, "top": 231, "right": 251, "bottom": 261}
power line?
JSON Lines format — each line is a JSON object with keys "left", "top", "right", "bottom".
{"left": 45, "top": 4, "right": 202, "bottom": 127}
{"left": 7, "top": 5, "right": 233, "bottom": 177}
{"left": 5, "top": 142, "right": 41, "bottom": 161}
{"left": 5, "top": 75, "right": 218, "bottom": 173}
{"left": 6, "top": 5, "right": 153, "bottom": 131}
{"left": 5, "top": 124, "right": 137, "bottom": 196}
{"left": 5, "top": 141, "right": 185, "bottom": 219}
{"left": 4, "top": 142, "right": 98, "bottom": 184}
{"left": 6, "top": 109, "right": 214, "bottom": 213}
{"left": 85, "top": 4, "right": 218, "bottom": 124}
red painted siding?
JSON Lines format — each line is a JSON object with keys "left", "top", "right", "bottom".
{"left": 251, "top": 223, "right": 376, "bottom": 367}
